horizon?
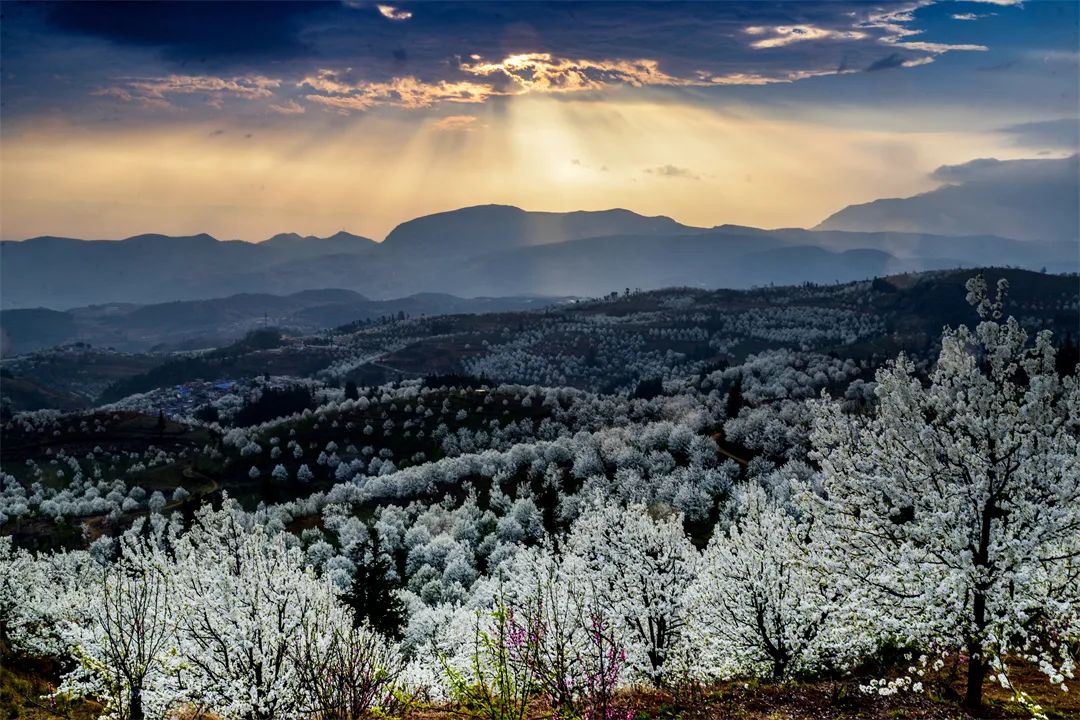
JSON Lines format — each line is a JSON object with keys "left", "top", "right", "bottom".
{"left": 2, "top": 1, "right": 1077, "bottom": 241}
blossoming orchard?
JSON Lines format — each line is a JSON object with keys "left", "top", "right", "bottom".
{"left": 1, "top": 274, "right": 1078, "bottom": 719}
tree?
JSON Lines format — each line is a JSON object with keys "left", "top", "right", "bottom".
{"left": 0, "top": 536, "right": 39, "bottom": 655}
{"left": 565, "top": 501, "right": 698, "bottom": 684}
{"left": 292, "top": 608, "right": 406, "bottom": 720}
{"left": 341, "top": 529, "right": 405, "bottom": 637}
{"left": 684, "top": 486, "right": 862, "bottom": 680}
{"left": 59, "top": 533, "right": 178, "bottom": 720}
{"left": 173, "top": 501, "right": 341, "bottom": 720}
{"left": 724, "top": 375, "right": 744, "bottom": 420}
{"left": 806, "top": 277, "right": 1080, "bottom": 710}
{"left": 345, "top": 381, "right": 360, "bottom": 401}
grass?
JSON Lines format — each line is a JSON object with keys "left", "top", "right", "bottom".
{"left": 2, "top": 655, "right": 1075, "bottom": 720}
{"left": 0, "top": 658, "right": 99, "bottom": 720}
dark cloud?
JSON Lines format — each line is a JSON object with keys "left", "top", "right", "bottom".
{"left": 865, "top": 53, "right": 906, "bottom": 72}
{"left": 43, "top": 1, "right": 334, "bottom": 62}
{"left": 930, "top": 155, "right": 1077, "bottom": 183}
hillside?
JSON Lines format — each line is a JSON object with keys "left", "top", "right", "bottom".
{"left": 3, "top": 268, "right": 1075, "bottom": 416}
{"left": 0, "top": 290, "right": 566, "bottom": 356}
{"left": 2, "top": 268, "right": 1077, "bottom": 720}
{"left": 817, "top": 155, "right": 1079, "bottom": 242}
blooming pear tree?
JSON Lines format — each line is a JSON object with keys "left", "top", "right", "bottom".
{"left": 684, "top": 485, "right": 866, "bottom": 681}
{"left": 806, "top": 278, "right": 1080, "bottom": 709}
{"left": 172, "top": 501, "right": 342, "bottom": 720}
{"left": 565, "top": 501, "right": 699, "bottom": 683}
{"left": 58, "top": 532, "right": 179, "bottom": 720}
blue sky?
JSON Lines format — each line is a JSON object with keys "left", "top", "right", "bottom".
{"left": 1, "top": 1, "right": 1076, "bottom": 240}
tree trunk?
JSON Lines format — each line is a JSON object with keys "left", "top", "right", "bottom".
{"left": 964, "top": 651, "right": 986, "bottom": 710}
{"left": 130, "top": 687, "right": 144, "bottom": 720}
{"left": 965, "top": 498, "right": 995, "bottom": 710}
{"left": 772, "top": 656, "right": 787, "bottom": 682}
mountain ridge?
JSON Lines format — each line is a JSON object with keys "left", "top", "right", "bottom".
{"left": 2, "top": 204, "right": 1076, "bottom": 310}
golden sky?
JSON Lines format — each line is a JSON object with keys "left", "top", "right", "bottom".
{"left": 1, "top": 1, "right": 1076, "bottom": 241}
{"left": 0, "top": 96, "right": 1044, "bottom": 241}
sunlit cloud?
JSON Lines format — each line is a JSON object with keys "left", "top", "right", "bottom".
{"left": 297, "top": 50, "right": 870, "bottom": 115}
{"left": 460, "top": 53, "right": 682, "bottom": 92}
{"left": 376, "top": 5, "right": 412, "bottom": 22}
{"left": 300, "top": 70, "right": 492, "bottom": 113}
{"left": 433, "top": 115, "right": 482, "bottom": 132}
{"left": 269, "top": 100, "right": 306, "bottom": 115}
{"left": 745, "top": 25, "right": 868, "bottom": 49}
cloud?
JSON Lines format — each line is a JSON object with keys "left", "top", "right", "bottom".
{"left": 997, "top": 118, "right": 1079, "bottom": 150}
{"left": 97, "top": 75, "right": 281, "bottom": 109}
{"left": 6, "top": 0, "right": 1063, "bottom": 128}
{"left": 377, "top": 5, "right": 412, "bottom": 22}
{"left": 866, "top": 53, "right": 907, "bottom": 72}
{"left": 460, "top": 53, "right": 682, "bottom": 93}
{"left": 432, "top": 115, "right": 481, "bottom": 132}
{"left": 951, "top": 13, "right": 995, "bottom": 21}
{"left": 646, "top": 165, "right": 700, "bottom": 180}
{"left": 269, "top": 99, "right": 307, "bottom": 115}
{"left": 44, "top": 1, "right": 325, "bottom": 62}
{"left": 300, "top": 71, "right": 492, "bottom": 112}
{"left": 744, "top": 25, "right": 868, "bottom": 49}
{"left": 860, "top": 4, "right": 988, "bottom": 54}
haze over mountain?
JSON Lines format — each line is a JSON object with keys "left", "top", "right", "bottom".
{"left": 3, "top": 192, "right": 1077, "bottom": 310}
{"left": 817, "top": 155, "right": 1080, "bottom": 243}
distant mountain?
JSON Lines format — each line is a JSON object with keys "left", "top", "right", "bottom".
{"left": 259, "top": 231, "right": 377, "bottom": 258}
{"left": 457, "top": 232, "right": 946, "bottom": 296}
{"left": 3, "top": 202, "right": 1076, "bottom": 311}
{"left": 381, "top": 204, "right": 703, "bottom": 257}
{"left": 0, "top": 290, "right": 565, "bottom": 356}
{"left": 0, "top": 231, "right": 378, "bottom": 309}
{"left": 817, "top": 155, "right": 1079, "bottom": 243}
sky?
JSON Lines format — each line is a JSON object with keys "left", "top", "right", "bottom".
{"left": 1, "top": 0, "right": 1077, "bottom": 242}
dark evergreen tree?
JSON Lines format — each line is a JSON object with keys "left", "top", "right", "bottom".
{"left": 342, "top": 529, "right": 406, "bottom": 638}
{"left": 725, "top": 375, "right": 744, "bottom": 419}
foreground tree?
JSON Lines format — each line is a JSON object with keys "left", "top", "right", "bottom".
{"left": 173, "top": 501, "right": 341, "bottom": 720}
{"left": 685, "top": 486, "right": 863, "bottom": 681}
{"left": 60, "top": 533, "right": 177, "bottom": 720}
{"left": 807, "top": 278, "right": 1080, "bottom": 710}
{"left": 566, "top": 501, "right": 698, "bottom": 683}
{"left": 292, "top": 606, "right": 407, "bottom": 720}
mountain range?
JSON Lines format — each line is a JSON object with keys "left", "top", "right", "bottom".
{"left": 2, "top": 155, "right": 1077, "bottom": 311}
